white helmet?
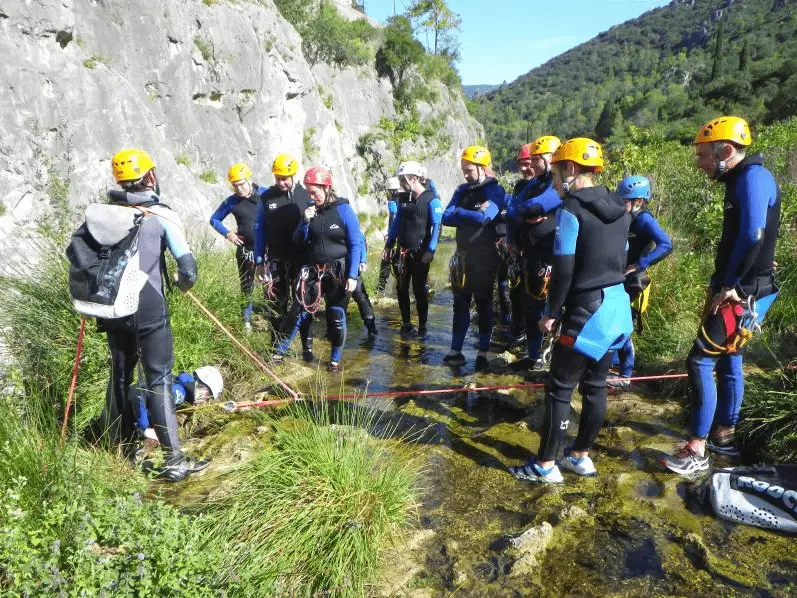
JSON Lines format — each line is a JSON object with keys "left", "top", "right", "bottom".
{"left": 386, "top": 176, "right": 401, "bottom": 191}
{"left": 397, "top": 160, "right": 424, "bottom": 178}
{"left": 194, "top": 366, "right": 223, "bottom": 400}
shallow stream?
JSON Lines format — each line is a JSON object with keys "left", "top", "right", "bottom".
{"left": 178, "top": 240, "right": 797, "bottom": 597}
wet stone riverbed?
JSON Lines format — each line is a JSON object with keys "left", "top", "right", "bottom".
{"left": 171, "top": 241, "right": 797, "bottom": 597}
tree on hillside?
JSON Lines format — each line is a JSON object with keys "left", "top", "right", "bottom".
{"left": 595, "top": 98, "right": 622, "bottom": 142}
{"left": 407, "top": 0, "right": 461, "bottom": 57}
{"left": 375, "top": 16, "right": 425, "bottom": 87}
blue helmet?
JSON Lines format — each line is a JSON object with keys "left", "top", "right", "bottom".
{"left": 617, "top": 175, "right": 651, "bottom": 201}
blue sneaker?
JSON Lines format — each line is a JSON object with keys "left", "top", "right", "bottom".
{"left": 508, "top": 460, "right": 564, "bottom": 484}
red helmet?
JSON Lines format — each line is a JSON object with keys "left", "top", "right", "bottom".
{"left": 516, "top": 144, "right": 533, "bottom": 162}
{"left": 304, "top": 166, "right": 333, "bottom": 188}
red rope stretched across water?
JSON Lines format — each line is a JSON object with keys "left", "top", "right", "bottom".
{"left": 223, "top": 372, "right": 690, "bottom": 412}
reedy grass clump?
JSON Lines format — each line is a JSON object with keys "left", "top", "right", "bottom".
{"left": 201, "top": 400, "right": 422, "bottom": 597}
{"left": 739, "top": 370, "right": 797, "bottom": 463}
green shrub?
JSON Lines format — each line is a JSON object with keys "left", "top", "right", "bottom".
{"left": 175, "top": 152, "right": 192, "bottom": 167}
{"left": 201, "top": 401, "right": 421, "bottom": 596}
{"left": 375, "top": 16, "right": 424, "bottom": 87}
{"left": 193, "top": 35, "right": 213, "bottom": 62}
{"left": 199, "top": 169, "right": 218, "bottom": 184}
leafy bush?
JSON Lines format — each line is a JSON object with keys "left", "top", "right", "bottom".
{"left": 375, "top": 16, "right": 425, "bottom": 87}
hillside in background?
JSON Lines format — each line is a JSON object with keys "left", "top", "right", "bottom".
{"left": 462, "top": 84, "right": 499, "bottom": 99}
{"left": 474, "top": 0, "right": 797, "bottom": 164}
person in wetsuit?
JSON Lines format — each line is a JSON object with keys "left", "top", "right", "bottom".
{"left": 441, "top": 146, "right": 508, "bottom": 372}
{"left": 94, "top": 149, "right": 208, "bottom": 482}
{"left": 385, "top": 160, "right": 443, "bottom": 339}
{"left": 273, "top": 166, "right": 362, "bottom": 372}
{"left": 509, "top": 138, "right": 632, "bottom": 484}
{"left": 507, "top": 136, "right": 563, "bottom": 371}
{"left": 662, "top": 116, "right": 780, "bottom": 475}
{"left": 252, "top": 153, "right": 313, "bottom": 359}
{"left": 609, "top": 175, "right": 673, "bottom": 388}
{"left": 377, "top": 176, "right": 404, "bottom": 294}
{"left": 209, "top": 163, "right": 263, "bottom": 331}
{"left": 352, "top": 230, "right": 378, "bottom": 338}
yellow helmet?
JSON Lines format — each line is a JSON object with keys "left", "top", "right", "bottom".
{"left": 552, "top": 138, "right": 604, "bottom": 172}
{"left": 530, "top": 135, "right": 561, "bottom": 156}
{"left": 272, "top": 153, "right": 298, "bottom": 177}
{"left": 227, "top": 162, "right": 252, "bottom": 183}
{"left": 461, "top": 145, "right": 491, "bottom": 167}
{"left": 111, "top": 149, "right": 155, "bottom": 182}
{"left": 695, "top": 116, "right": 751, "bottom": 146}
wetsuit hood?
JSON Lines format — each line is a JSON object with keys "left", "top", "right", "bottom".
{"left": 567, "top": 186, "right": 627, "bottom": 224}
{"left": 108, "top": 189, "right": 160, "bottom": 206}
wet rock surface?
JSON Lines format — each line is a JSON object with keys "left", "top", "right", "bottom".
{"left": 167, "top": 244, "right": 796, "bottom": 597}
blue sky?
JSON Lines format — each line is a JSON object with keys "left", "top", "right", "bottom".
{"left": 364, "top": 0, "right": 671, "bottom": 85}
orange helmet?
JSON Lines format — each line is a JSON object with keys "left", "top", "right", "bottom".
{"left": 530, "top": 136, "right": 561, "bottom": 156}
{"left": 552, "top": 138, "right": 604, "bottom": 172}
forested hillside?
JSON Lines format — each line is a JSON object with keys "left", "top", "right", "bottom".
{"left": 474, "top": 0, "right": 797, "bottom": 163}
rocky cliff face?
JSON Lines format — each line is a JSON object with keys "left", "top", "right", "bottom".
{"left": 0, "top": 0, "right": 482, "bottom": 273}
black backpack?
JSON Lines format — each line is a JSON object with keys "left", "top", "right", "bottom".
{"left": 66, "top": 204, "right": 150, "bottom": 319}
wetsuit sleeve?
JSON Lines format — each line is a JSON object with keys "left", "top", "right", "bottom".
{"left": 153, "top": 207, "right": 197, "bottom": 291}
{"left": 441, "top": 190, "right": 461, "bottom": 227}
{"left": 387, "top": 207, "right": 401, "bottom": 246}
{"left": 339, "top": 204, "right": 363, "bottom": 279}
{"left": 253, "top": 197, "right": 267, "bottom": 264}
{"left": 425, "top": 197, "right": 444, "bottom": 253}
{"left": 209, "top": 196, "right": 236, "bottom": 237}
{"left": 546, "top": 207, "right": 579, "bottom": 316}
{"left": 172, "top": 379, "right": 188, "bottom": 407}
{"left": 723, "top": 168, "right": 775, "bottom": 288}
{"left": 360, "top": 233, "right": 368, "bottom": 265}
{"left": 292, "top": 221, "right": 309, "bottom": 247}
{"left": 635, "top": 212, "right": 673, "bottom": 270}
{"left": 517, "top": 185, "right": 562, "bottom": 219}
{"left": 443, "top": 187, "right": 499, "bottom": 226}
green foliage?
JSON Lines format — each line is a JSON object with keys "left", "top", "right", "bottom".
{"left": 318, "top": 85, "right": 334, "bottom": 109}
{"left": 739, "top": 371, "right": 797, "bottom": 463}
{"left": 199, "top": 169, "right": 218, "bottom": 184}
{"left": 175, "top": 152, "right": 192, "bottom": 167}
{"left": 193, "top": 35, "right": 213, "bottom": 62}
{"left": 303, "top": 127, "right": 318, "bottom": 160}
{"left": 407, "top": 0, "right": 461, "bottom": 57}
{"left": 476, "top": 0, "right": 797, "bottom": 165}
{"left": 0, "top": 396, "right": 226, "bottom": 596}
{"left": 82, "top": 54, "right": 110, "bottom": 69}
{"left": 376, "top": 16, "right": 425, "bottom": 88}
{"left": 275, "top": 0, "right": 377, "bottom": 68}
{"left": 201, "top": 402, "right": 420, "bottom": 596}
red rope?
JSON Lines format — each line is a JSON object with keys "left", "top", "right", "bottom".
{"left": 60, "top": 316, "right": 87, "bottom": 445}
{"left": 185, "top": 290, "right": 300, "bottom": 400}
{"left": 225, "top": 372, "right": 690, "bottom": 412}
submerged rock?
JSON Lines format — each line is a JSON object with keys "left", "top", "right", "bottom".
{"left": 507, "top": 521, "right": 554, "bottom": 577}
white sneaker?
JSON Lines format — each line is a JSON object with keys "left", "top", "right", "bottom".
{"left": 143, "top": 427, "right": 158, "bottom": 442}
{"left": 560, "top": 454, "right": 597, "bottom": 477}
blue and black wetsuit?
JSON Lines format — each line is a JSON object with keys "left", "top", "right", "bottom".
{"left": 537, "top": 186, "right": 632, "bottom": 462}
{"left": 93, "top": 190, "right": 198, "bottom": 462}
{"left": 493, "top": 187, "right": 515, "bottom": 341}
{"left": 209, "top": 185, "right": 263, "bottom": 323}
{"left": 688, "top": 154, "right": 780, "bottom": 440}
{"left": 442, "top": 177, "right": 506, "bottom": 354}
{"left": 613, "top": 208, "right": 673, "bottom": 378}
{"left": 378, "top": 194, "right": 403, "bottom": 293}
{"left": 352, "top": 232, "right": 377, "bottom": 335}
{"left": 387, "top": 188, "right": 443, "bottom": 332}
{"left": 276, "top": 196, "right": 362, "bottom": 365}
{"left": 253, "top": 183, "right": 311, "bottom": 347}
{"left": 135, "top": 372, "right": 195, "bottom": 430}
{"left": 507, "top": 172, "right": 562, "bottom": 362}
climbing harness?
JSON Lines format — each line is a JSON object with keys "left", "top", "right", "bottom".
{"left": 449, "top": 252, "right": 467, "bottom": 289}
{"left": 392, "top": 248, "right": 410, "bottom": 284}
{"left": 507, "top": 249, "right": 524, "bottom": 290}
{"left": 698, "top": 296, "right": 760, "bottom": 355}
{"left": 525, "top": 262, "right": 552, "bottom": 300}
{"left": 540, "top": 324, "right": 561, "bottom": 366}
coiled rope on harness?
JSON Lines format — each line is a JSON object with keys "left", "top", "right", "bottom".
{"left": 699, "top": 296, "right": 759, "bottom": 355}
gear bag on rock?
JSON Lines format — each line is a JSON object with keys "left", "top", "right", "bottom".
{"left": 66, "top": 204, "right": 149, "bottom": 318}
{"left": 702, "top": 465, "right": 797, "bottom": 534}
